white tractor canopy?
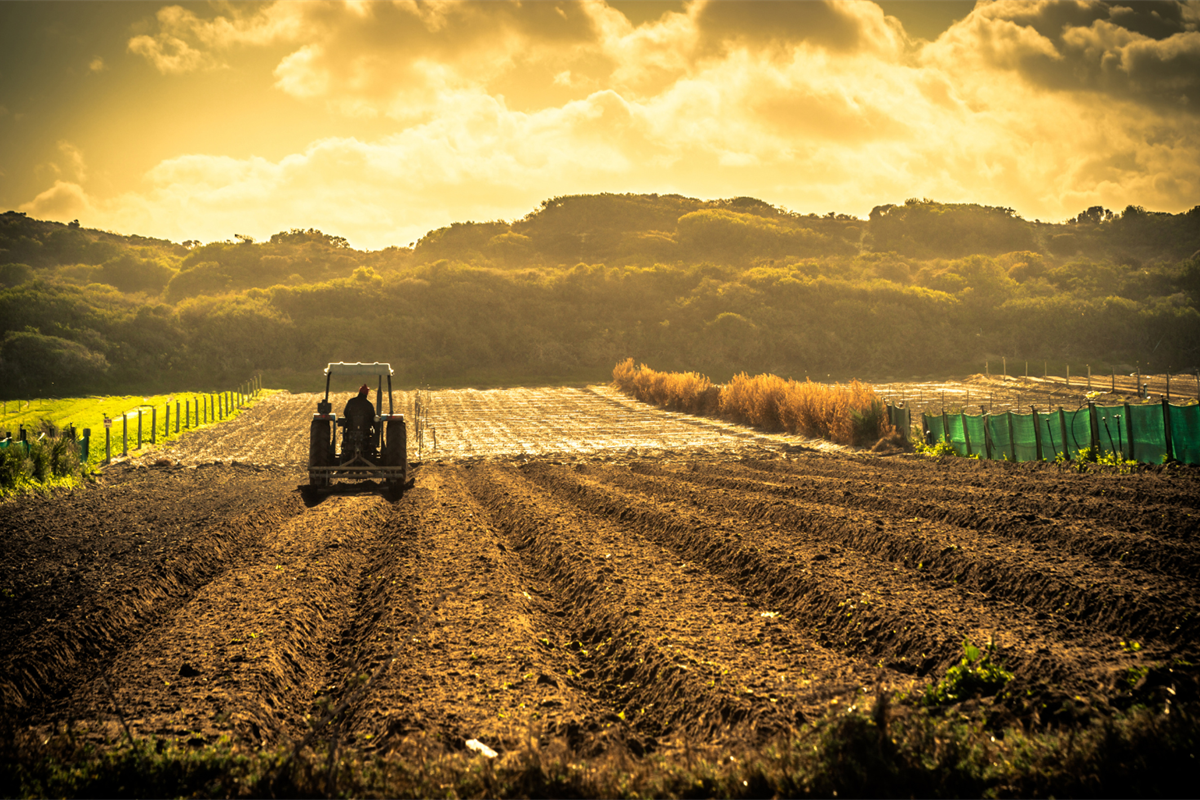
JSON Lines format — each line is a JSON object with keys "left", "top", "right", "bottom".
{"left": 324, "top": 362, "right": 394, "bottom": 377}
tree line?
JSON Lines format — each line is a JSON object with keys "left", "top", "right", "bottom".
{"left": 1, "top": 195, "right": 1198, "bottom": 397}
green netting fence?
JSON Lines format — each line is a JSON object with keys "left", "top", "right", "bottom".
{"left": 898, "top": 400, "right": 1200, "bottom": 465}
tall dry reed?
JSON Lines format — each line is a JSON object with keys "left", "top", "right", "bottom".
{"left": 611, "top": 358, "right": 721, "bottom": 416}
{"left": 613, "top": 359, "right": 891, "bottom": 446}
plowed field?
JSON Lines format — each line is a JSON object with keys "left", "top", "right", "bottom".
{"left": 2, "top": 386, "right": 1198, "bottom": 763}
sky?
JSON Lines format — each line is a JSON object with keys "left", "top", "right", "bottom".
{"left": 1, "top": 0, "right": 1198, "bottom": 251}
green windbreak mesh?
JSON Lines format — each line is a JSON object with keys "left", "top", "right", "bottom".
{"left": 925, "top": 414, "right": 945, "bottom": 445}
{"left": 945, "top": 414, "right": 969, "bottom": 457}
{"left": 964, "top": 415, "right": 987, "bottom": 457}
{"left": 889, "top": 405, "right": 911, "bottom": 441}
{"left": 1126, "top": 404, "right": 1167, "bottom": 464}
{"left": 1064, "top": 408, "right": 1093, "bottom": 456}
{"left": 1038, "top": 412, "right": 1064, "bottom": 460}
{"left": 1093, "top": 406, "right": 1125, "bottom": 456}
{"left": 987, "top": 414, "right": 1013, "bottom": 461}
{"left": 902, "top": 402, "right": 1200, "bottom": 465}
{"left": 1169, "top": 404, "right": 1200, "bottom": 464}
{"left": 1010, "top": 413, "right": 1039, "bottom": 462}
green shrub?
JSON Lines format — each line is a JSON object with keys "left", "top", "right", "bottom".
{"left": 925, "top": 639, "right": 1013, "bottom": 706}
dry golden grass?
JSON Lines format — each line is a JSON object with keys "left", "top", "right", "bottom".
{"left": 613, "top": 359, "right": 892, "bottom": 446}
{"left": 612, "top": 358, "right": 721, "bottom": 416}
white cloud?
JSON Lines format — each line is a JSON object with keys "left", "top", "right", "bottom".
{"left": 18, "top": 181, "right": 93, "bottom": 220}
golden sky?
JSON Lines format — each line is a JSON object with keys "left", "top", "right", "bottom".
{"left": 2, "top": 0, "right": 1198, "bottom": 250}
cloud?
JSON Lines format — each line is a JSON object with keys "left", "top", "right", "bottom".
{"left": 128, "top": 0, "right": 911, "bottom": 117}
{"left": 926, "top": 0, "right": 1200, "bottom": 113}
{"left": 62, "top": 0, "right": 1196, "bottom": 248}
{"left": 89, "top": 57, "right": 106, "bottom": 72}
{"left": 56, "top": 141, "right": 87, "bottom": 182}
{"left": 128, "top": 32, "right": 222, "bottom": 74}
{"left": 690, "top": 0, "right": 905, "bottom": 58}
{"left": 18, "top": 181, "right": 93, "bottom": 220}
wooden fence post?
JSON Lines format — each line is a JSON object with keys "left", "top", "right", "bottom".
{"left": 1163, "top": 398, "right": 1174, "bottom": 462}
{"left": 105, "top": 422, "right": 111, "bottom": 464}
{"left": 165, "top": 403, "right": 170, "bottom": 437}
{"left": 1058, "top": 408, "right": 1069, "bottom": 460}
{"left": 175, "top": 401, "right": 181, "bottom": 433}
{"left": 1006, "top": 411, "right": 1016, "bottom": 461}
{"left": 152, "top": 408, "right": 157, "bottom": 444}
{"left": 1031, "top": 408, "right": 1041, "bottom": 461}
{"left": 122, "top": 414, "right": 128, "bottom": 456}
{"left": 1088, "top": 402, "right": 1099, "bottom": 456}
{"left": 137, "top": 410, "right": 143, "bottom": 450}
{"left": 1123, "top": 403, "right": 1134, "bottom": 460}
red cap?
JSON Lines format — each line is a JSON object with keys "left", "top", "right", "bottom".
{"left": 358, "top": 383, "right": 370, "bottom": 395}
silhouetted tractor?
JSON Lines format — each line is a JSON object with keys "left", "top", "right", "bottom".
{"left": 308, "top": 362, "right": 407, "bottom": 490}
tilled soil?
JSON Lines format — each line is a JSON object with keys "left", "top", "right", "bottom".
{"left": 2, "top": 388, "right": 1198, "bottom": 759}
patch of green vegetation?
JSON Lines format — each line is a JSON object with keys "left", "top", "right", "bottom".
{"left": 1061, "top": 447, "right": 1139, "bottom": 475}
{"left": 0, "top": 388, "right": 269, "bottom": 497}
{"left": 924, "top": 640, "right": 1013, "bottom": 706}
{"left": 914, "top": 435, "right": 957, "bottom": 458}
{"left": 4, "top": 695, "right": 1197, "bottom": 798}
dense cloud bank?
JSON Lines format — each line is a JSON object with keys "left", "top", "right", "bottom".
{"left": 16, "top": 1, "right": 1200, "bottom": 251}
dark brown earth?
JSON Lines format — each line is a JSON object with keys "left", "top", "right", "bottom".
{"left": 2, "top": 388, "right": 1198, "bottom": 759}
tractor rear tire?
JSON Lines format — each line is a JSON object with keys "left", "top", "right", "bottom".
{"left": 309, "top": 418, "right": 332, "bottom": 487}
{"left": 384, "top": 418, "right": 407, "bottom": 487}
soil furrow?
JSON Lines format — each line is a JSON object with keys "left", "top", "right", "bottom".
{"left": 0, "top": 464, "right": 306, "bottom": 715}
{"left": 336, "top": 468, "right": 626, "bottom": 757}
{"left": 606, "top": 460, "right": 1200, "bottom": 644}
{"left": 462, "top": 463, "right": 900, "bottom": 745}
{"left": 695, "top": 456, "right": 1200, "bottom": 581}
{"left": 458, "top": 462, "right": 806, "bottom": 743}
{"left": 522, "top": 462, "right": 1140, "bottom": 694}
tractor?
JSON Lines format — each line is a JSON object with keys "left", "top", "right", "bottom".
{"left": 308, "top": 362, "right": 407, "bottom": 490}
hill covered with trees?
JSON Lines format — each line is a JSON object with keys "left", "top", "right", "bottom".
{"left": 2, "top": 194, "right": 1198, "bottom": 396}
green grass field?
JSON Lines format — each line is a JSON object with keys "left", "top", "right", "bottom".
{"left": 0, "top": 388, "right": 268, "bottom": 493}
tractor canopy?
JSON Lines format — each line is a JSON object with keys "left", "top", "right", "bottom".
{"left": 321, "top": 362, "right": 396, "bottom": 416}
{"left": 324, "top": 362, "right": 394, "bottom": 377}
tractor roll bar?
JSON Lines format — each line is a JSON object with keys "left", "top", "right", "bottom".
{"left": 322, "top": 362, "right": 395, "bottom": 404}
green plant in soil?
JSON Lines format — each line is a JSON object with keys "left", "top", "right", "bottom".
{"left": 914, "top": 435, "right": 957, "bottom": 458}
{"left": 924, "top": 639, "right": 1013, "bottom": 706}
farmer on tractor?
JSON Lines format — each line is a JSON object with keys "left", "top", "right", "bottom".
{"left": 342, "top": 383, "right": 377, "bottom": 457}
{"left": 308, "top": 362, "right": 406, "bottom": 491}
